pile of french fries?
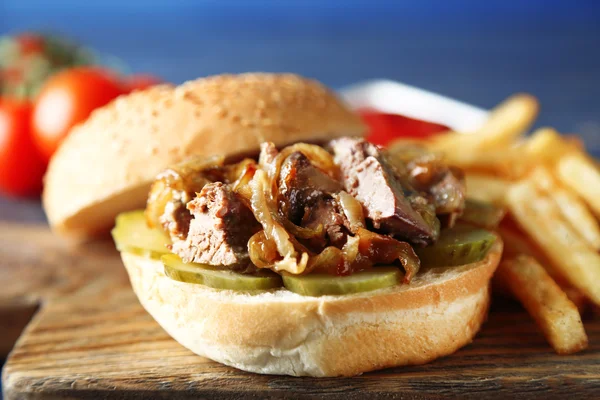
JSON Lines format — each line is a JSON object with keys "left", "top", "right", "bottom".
{"left": 410, "top": 94, "right": 599, "bottom": 354}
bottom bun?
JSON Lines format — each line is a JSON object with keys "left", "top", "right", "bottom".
{"left": 122, "top": 239, "right": 502, "bottom": 377}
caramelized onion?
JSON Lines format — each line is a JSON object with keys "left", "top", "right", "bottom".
{"left": 234, "top": 183, "right": 253, "bottom": 206}
{"left": 249, "top": 170, "right": 295, "bottom": 256}
{"left": 248, "top": 230, "right": 279, "bottom": 268}
{"left": 280, "top": 217, "right": 325, "bottom": 240}
{"left": 145, "top": 155, "right": 225, "bottom": 232}
{"left": 274, "top": 253, "right": 309, "bottom": 275}
{"left": 259, "top": 142, "right": 339, "bottom": 198}
{"left": 229, "top": 159, "right": 258, "bottom": 188}
{"left": 335, "top": 191, "right": 365, "bottom": 233}
{"left": 356, "top": 228, "right": 420, "bottom": 282}
{"left": 146, "top": 179, "right": 174, "bottom": 229}
{"left": 248, "top": 169, "right": 308, "bottom": 274}
{"left": 305, "top": 246, "right": 344, "bottom": 275}
{"left": 163, "top": 155, "right": 226, "bottom": 187}
{"left": 341, "top": 235, "right": 360, "bottom": 266}
{"left": 231, "top": 159, "right": 258, "bottom": 208}
{"left": 285, "top": 143, "right": 339, "bottom": 179}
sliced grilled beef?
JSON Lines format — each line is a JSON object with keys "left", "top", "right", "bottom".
{"left": 426, "top": 166, "right": 465, "bottom": 226}
{"left": 171, "top": 182, "right": 260, "bottom": 266}
{"left": 386, "top": 144, "right": 466, "bottom": 226}
{"left": 302, "top": 198, "right": 348, "bottom": 248}
{"left": 162, "top": 200, "right": 193, "bottom": 240}
{"left": 278, "top": 151, "right": 342, "bottom": 224}
{"left": 146, "top": 158, "right": 216, "bottom": 240}
{"left": 277, "top": 151, "right": 349, "bottom": 251}
{"left": 330, "top": 137, "right": 439, "bottom": 246}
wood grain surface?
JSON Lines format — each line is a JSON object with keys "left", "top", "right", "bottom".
{"left": 3, "top": 289, "right": 600, "bottom": 399}
{"left": 0, "top": 222, "right": 124, "bottom": 357}
{"left": 2, "top": 223, "right": 600, "bottom": 399}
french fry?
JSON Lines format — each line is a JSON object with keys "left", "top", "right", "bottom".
{"left": 444, "top": 146, "right": 529, "bottom": 178}
{"left": 506, "top": 180, "right": 600, "bottom": 306}
{"left": 421, "top": 93, "right": 597, "bottom": 354}
{"left": 464, "top": 173, "right": 512, "bottom": 205}
{"left": 477, "top": 93, "right": 539, "bottom": 146}
{"left": 524, "top": 127, "right": 580, "bottom": 163}
{"left": 529, "top": 167, "right": 600, "bottom": 250}
{"left": 430, "top": 95, "right": 539, "bottom": 176}
{"left": 497, "top": 225, "right": 590, "bottom": 315}
{"left": 496, "top": 255, "right": 588, "bottom": 354}
{"left": 444, "top": 128, "right": 578, "bottom": 179}
{"left": 556, "top": 152, "right": 600, "bottom": 217}
{"left": 429, "top": 94, "right": 539, "bottom": 154}
{"left": 498, "top": 224, "right": 552, "bottom": 266}
{"left": 500, "top": 222, "right": 582, "bottom": 290}
{"left": 564, "top": 135, "right": 586, "bottom": 150}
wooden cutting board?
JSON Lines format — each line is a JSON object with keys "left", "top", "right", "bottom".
{"left": 3, "top": 291, "right": 600, "bottom": 399}
{"left": 2, "top": 224, "right": 600, "bottom": 399}
{"left": 0, "top": 222, "right": 126, "bottom": 357}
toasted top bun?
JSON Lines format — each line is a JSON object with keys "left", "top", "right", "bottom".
{"left": 43, "top": 73, "right": 366, "bottom": 240}
{"left": 121, "top": 239, "right": 502, "bottom": 377}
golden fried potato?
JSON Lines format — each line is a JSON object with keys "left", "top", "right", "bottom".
{"left": 506, "top": 180, "right": 600, "bottom": 306}
{"left": 529, "top": 167, "right": 600, "bottom": 250}
{"left": 429, "top": 93, "right": 538, "bottom": 154}
{"left": 496, "top": 255, "right": 588, "bottom": 354}
{"left": 556, "top": 152, "right": 600, "bottom": 217}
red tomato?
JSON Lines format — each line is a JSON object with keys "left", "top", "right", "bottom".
{"left": 360, "top": 110, "right": 449, "bottom": 147}
{"left": 0, "top": 99, "right": 46, "bottom": 197}
{"left": 15, "top": 33, "right": 44, "bottom": 55}
{"left": 123, "top": 74, "right": 163, "bottom": 93}
{"left": 32, "top": 67, "right": 124, "bottom": 161}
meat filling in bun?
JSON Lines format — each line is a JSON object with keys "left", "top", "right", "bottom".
{"left": 145, "top": 137, "right": 468, "bottom": 279}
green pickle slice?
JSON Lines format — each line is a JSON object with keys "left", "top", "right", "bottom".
{"left": 111, "top": 210, "right": 171, "bottom": 257}
{"left": 162, "top": 254, "right": 282, "bottom": 291}
{"left": 416, "top": 225, "right": 496, "bottom": 268}
{"left": 459, "top": 199, "right": 506, "bottom": 230}
{"left": 282, "top": 267, "right": 401, "bottom": 297}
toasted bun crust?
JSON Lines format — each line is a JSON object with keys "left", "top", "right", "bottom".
{"left": 43, "top": 73, "right": 365, "bottom": 240}
{"left": 121, "top": 239, "right": 502, "bottom": 377}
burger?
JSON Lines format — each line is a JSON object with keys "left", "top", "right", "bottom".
{"left": 43, "top": 73, "right": 502, "bottom": 377}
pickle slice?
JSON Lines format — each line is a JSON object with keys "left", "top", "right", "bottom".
{"left": 459, "top": 199, "right": 506, "bottom": 229}
{"left": 162, "top": 254, "right": 282, "bottom": 291}
{"left": 111, "top": 210, "right": 171, "bottom": 257}
{"left": 282, "top": 267, "right": 401, "bottom": 297}
{"left": 416, "top": 226, "right": 496, "bottom": 267}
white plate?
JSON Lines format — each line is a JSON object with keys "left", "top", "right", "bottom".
{"left": 339, "top": 79, "right": 489, "bottom": 133}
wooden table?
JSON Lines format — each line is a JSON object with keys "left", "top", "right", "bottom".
{"left": 1, "top": 198, "right": 599, "bottom": 398}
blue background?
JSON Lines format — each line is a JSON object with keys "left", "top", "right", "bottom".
{"left": 1, "top": 0, "right": 600, "bottom": 143}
